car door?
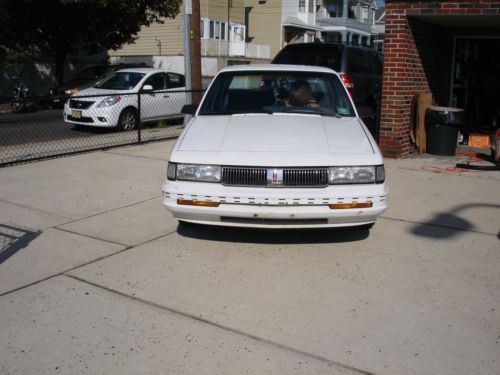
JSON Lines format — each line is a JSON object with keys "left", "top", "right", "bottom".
{"left": 141, "top": 73, "right": 167, "bottom": 121}
{"left": 162, "top": 73, "right": 187, "bottom": 117}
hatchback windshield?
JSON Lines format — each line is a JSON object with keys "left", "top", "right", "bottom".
{"left": 95, "top": 72, "right": 145, "bottom": 90}
{"left": 199, "top": 71, "right": 355, "bottom": 116}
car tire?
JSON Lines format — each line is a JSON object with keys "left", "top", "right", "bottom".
{"left": 117, "top": 108, "right": 138, "bottom": 131}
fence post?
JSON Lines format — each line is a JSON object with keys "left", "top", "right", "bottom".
{"left": 137, "top": 92, "right": 142, "bottom": 144}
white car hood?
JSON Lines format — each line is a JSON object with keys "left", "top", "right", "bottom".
{"left": 174, "top": 114, "right": 381, "bottom": 166}
{"left": 73, "top": 87, "right": 132, "bottom": 97}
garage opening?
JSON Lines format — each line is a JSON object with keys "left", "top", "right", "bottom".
{"left": 451, "top": 37, "right": 500, "bottom": 141}
{"left": 408, "top": 15, "right": 500, "bottom": 147}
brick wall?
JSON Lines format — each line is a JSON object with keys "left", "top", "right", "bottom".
{"left": 380, "top": 0, "right": 500, "bottom": 157}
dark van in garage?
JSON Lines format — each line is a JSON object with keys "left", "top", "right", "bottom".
{"left": 272, "top": 43, "right": 383, "bottom": 140}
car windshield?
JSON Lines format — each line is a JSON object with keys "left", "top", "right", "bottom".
{"left": 199, "top": 71, "right": 355, "bottom": 117}
{"left": 94, "top": 72, "right": 146, "bottom": 90}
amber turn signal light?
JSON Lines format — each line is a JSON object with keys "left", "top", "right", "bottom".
{"left": 329, "top": 202, "right": 372, "bottom": 209}
{"left": 177, "top": 199, "right": 220, "bottom": 207}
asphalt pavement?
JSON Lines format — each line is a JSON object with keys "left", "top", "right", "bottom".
{"left": 0, "top": 140, "right": 499, "bottom": 375}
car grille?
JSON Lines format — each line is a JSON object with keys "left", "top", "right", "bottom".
{"left": 69, "top": 99, "right": 94, "bottom": 109}
{"left": 222, "top": 167, "right": 329, "bottom": 187}
{"left": 66, "top": 115, "right": 94, "bottom": 123}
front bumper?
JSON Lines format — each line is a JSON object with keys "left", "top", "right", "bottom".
{"left": 162, "top": 180, "right": 388, "bottom": 229}
{"left": 63, "top": 104, "right": 120, "bottom": 127}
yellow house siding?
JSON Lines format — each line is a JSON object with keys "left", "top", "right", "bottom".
{"left": 246, "top": 0, "right": 282, "bottom": 57}
{"left": 109, "top": 16, "right": 184, "bottom": 56}
{"left": 201, "top": 0, "right": 245, "bottom": 23}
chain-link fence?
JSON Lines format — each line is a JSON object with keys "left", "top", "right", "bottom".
{"left": 0, "top": 89, "right": 203, "bottom": 167}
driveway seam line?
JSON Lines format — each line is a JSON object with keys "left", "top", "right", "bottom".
{"left": 54, "top": 227, "right": 130, "bottom": 247}
{"left": 63, "top": 228, "right": 179, "bottom": 274}
{"left": 104, "top": 150, "right": 169, "bottom": 161}
{"left": 0, "top": 198, "right": 71, "bottom": 220}
{"left": 379, "top": 215, "right": 497, "bottom": 237}
{"left": 0, "top": 228, "right": 179, "bottom": 298}
{"left": 63, "top": 273, "right": 374, "bottom": 375}
{"left": 0, "top": 244, "right": 131, "bottom": 298}
{"left": 54, "top": 195, "right": 161, "bottom": 228}
{"left": 0, "top": 275, "right": 60, "bottom": 298}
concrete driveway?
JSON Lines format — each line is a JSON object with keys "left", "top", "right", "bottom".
{"left": 1, "top": 140, "right": 499, "bottom": 375}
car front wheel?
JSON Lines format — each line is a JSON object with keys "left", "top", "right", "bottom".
{"left": 117, "top": 108, "right": 138, "bottom": 131}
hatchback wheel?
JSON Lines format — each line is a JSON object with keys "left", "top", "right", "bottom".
{"left": 118, "top": 108, "right": 137, "bottom": 131}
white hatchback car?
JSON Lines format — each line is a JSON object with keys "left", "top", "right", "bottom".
{"left": 163, "top": 64, "right": 388, "bottom": 229}
{"left": 63, "top": 68, "right": 186, "bottom": 130}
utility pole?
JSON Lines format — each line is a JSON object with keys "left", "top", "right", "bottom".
{"left": 227, "top": 0, "right": 231, "bottom": 42}
{"left": 191, "top": 0, "right": 202, "bottom": 104}
{"left": 183, "top": 0, "right": 192, "bottom": 104}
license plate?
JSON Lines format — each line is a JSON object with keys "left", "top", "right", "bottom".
{"left": 72, "top": 110, "right": 82, "bottom": 118}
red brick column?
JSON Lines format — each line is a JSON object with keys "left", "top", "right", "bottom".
{"left": 380, "top": 1, "right": 429, "bottom": 157}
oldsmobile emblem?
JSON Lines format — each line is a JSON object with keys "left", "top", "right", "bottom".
{"left": 267, "top": 168, "right": 283, "bottom": 185}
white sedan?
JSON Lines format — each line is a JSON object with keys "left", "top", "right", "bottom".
{"left": 162, "top": 64, "right": 388, "bottom": 229}
{"left": 63, "top": 68, "right": 186, "bottom": 130}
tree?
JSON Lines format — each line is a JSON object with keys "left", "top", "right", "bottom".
{"left": 0, "top": 0, "right": 182, "bottom": 85}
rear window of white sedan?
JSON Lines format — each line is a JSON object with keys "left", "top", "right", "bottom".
{"left": 200, "top": 71, "right": 355, "bottom": 117}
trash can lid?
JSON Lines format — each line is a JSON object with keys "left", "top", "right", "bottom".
{"left": 427, "top": 106, "right": 464, "bottom": 113}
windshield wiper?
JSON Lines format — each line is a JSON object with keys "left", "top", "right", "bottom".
{"left": 201, "top": 110, "right": 238, "bottom": 116}
{"left": 282, "top": 108, "right": 341, "bottom": 117}
{"left": 318, "top": 111, "right": 342, "bottom": 118}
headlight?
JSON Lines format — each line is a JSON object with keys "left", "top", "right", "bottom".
{"left": 376, "top": 165, "right": 385, "bottom": 183}
{"left": 64, "top": 88, "right": 79, "bottom": 95}
{"left": 176, "top": 164, "right": 221, "bottom": 182}
{"left": 329, "top": 166, "right": 376, "bottom": 184}
{"left": 97, "top": 95, "right": 121, "bottom": 107}
{"left": 167, "top": 162, "right": 176, "bottom": 180}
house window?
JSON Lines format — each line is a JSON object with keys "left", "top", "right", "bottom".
{"left": 215, "top": 22, "right": 220, "bottom": 39}
{"left": 200, "top": 19, "right": 205, "bottom": 38}
{"left": 207, "top": 19, "right": 229, "bottom": 40}
{"left": 298, "top": 0, "right": 305, "bottom": 12}
{"left": 327, "top": 4, "right": 337, "bottom": 17}
{"left": 308, "top": 0, "right": 314, "bottom": 13}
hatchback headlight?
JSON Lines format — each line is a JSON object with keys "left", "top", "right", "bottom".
{"left": 97, "top": 95, "right": 121, "bottom": 107}
{"left": 175, "top": 163, "right": 221, "bottom": 183}
{"left": 329, "top": 166, "right": 376, "bottom": 184}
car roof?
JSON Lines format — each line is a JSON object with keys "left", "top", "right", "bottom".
{"left": 219, "top": 63, "right": 338, "bottom": 74}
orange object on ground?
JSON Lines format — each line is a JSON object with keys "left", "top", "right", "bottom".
{"left": 468, "top": 133, "right": 491, "bottom": 148}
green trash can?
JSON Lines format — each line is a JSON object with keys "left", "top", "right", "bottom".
{"left": 425, "top": 106, "right": 464, "bottom": 156}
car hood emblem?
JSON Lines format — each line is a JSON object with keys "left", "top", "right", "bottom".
{"left": 267, "top": 168, "right": 283, "bottom": 185}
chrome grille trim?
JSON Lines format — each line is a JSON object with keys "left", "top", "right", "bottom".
{"left": 221, "top": 167, "right": 329, "bottom": 187}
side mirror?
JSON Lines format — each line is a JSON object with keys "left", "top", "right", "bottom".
{"left": 142, "top": 84, "right": 153, "bottom": 92}
{"left": 182, "top": 104, "right": 198, "bottom": 115}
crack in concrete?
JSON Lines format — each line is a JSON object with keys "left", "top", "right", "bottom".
{"left": 64, "top": 273, "right": 375, "bottom": 375}
{"left": 104, "top": 150, "right": 169, "bottom": 162}
{"left": 0, "top": 227, "right": 178, "bottom": 298}
{"left": 0, "top": 197, "right": 71, "bottom": 220}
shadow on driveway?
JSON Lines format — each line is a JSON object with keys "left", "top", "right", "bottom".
{"left": 0, "top": 224, "right": 41, "bottom": 264}
{"left": 411, "top": 203, "right": 500, "bottom": 239}
{"left": 177, "top": 223, "right": 370, "bottom": 244}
